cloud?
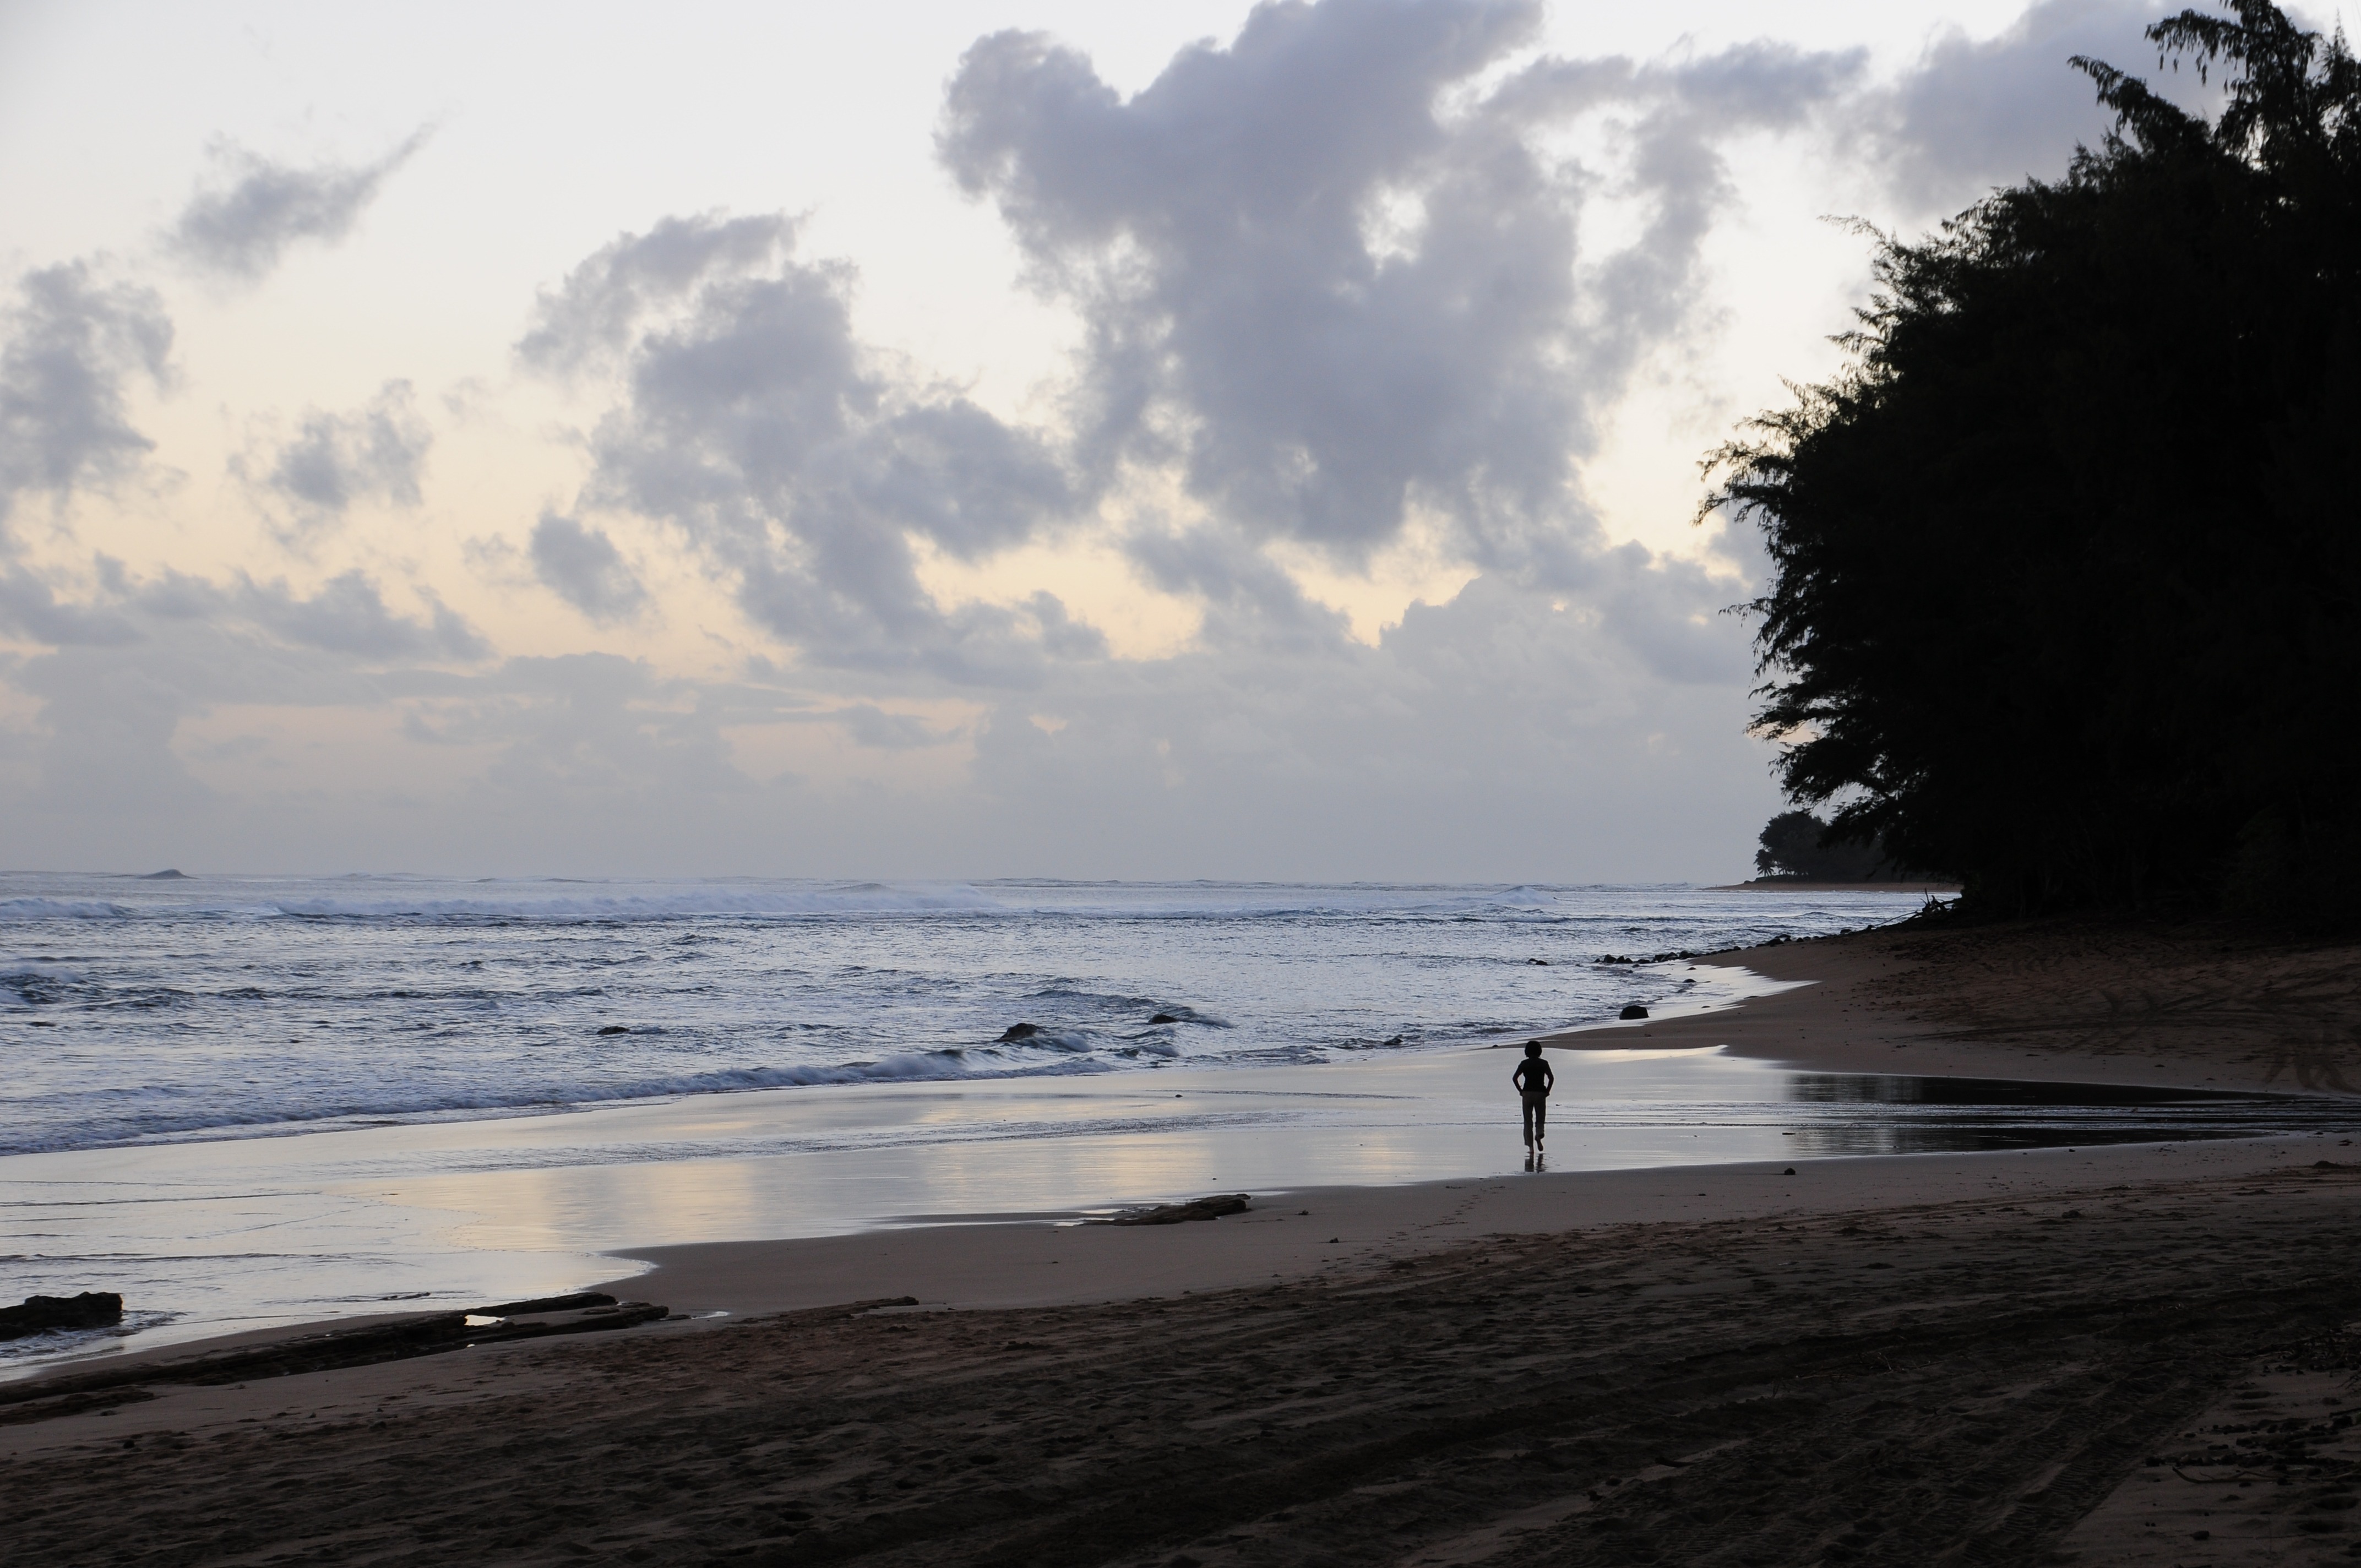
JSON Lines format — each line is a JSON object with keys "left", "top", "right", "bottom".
{"left": 1125, "top": 521, "right": 1358, "bottom": 658}
{"left": 939, "top": 0, "right": 1862, "bottom": 578}
{"left": 1867, "top": 0, "right": 2208, "bottom": 212}
{"left": 236, "top": 572, "right": 488, "bottom": 662}
{"left": 0, "top": 262, "right": 173, "bottom": 540}
{"left": 0, "top": 560, "right": 492, "bottom": 840}
{"left": 830, "top": 702, "right": 960, "bottom": 749}
{"left": 942, "top": 566, "right": 1769, "bottom": 879}
{"left": 0, "top": 565, "right": 140, "bottom": 646}
{"left": 127, "top": 566, "right": 490, "bottom": 663}
{"left": 515, "top": 213, "right": 796, "bottom": 379}
{"left": 5, "top": 1, "right": 1891, "bottom": 876}
{"left": 0, "top": 546, "right": 1776, "bottom": 879}
{"left": 170, "top": 133, "right": 426, "bottom": 282}
{"left": 249, "top": 380, "right": 432, "bottom": 531}
{"left": 521, "top": 214, "right": 1085, "bottom": 681}
{"left": 530, "top": 511, "right": 649, "bottom": 623}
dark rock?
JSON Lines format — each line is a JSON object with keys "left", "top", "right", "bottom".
{"left": 1099, "top": 1194, "right": 1251, "bottom": 1227}
{"left": 595, "top": 1025, "right": 629, "bottom": 1036}
{"left": 1527, "top": 957, "right": 1549, "bottom": 965}
{"left": 1149, "top": 1012, "right": 1180, "bottom": 1025}
{"left": 1383, "top": 1035, "right": 1404, "bottom": 1046}
{"left": 1784, "top": 1167, "right": 1797, "bottom": 1176}
{"left": 1619, "top": 1004, "right": 1650, "bottom": 1020}
{"left": 998, "top": 1022, "right": 1041, "bottom": 1041}
{"left": 0, "top": 1292, "right": 123, "bottom": 1340}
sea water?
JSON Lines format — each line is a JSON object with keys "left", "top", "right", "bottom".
{"left": 11, "top": 875, "right": 2342, "bottom": 1371}
{"left": 0, "top": 874, "right": 1923, "bottom": 1156}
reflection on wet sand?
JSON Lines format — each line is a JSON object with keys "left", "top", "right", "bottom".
{"left": 2, "top": 1044, "right": 2345, "bottom": 1370}
{"left": 1778, "top": 1071, "right": 2293, "bottom": 1156}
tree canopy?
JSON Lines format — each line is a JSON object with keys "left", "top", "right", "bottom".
{"left": 1754, "top": 810, "right": 1910, "bottom": 882}
{"left": 1708, "top": 1, "right": 2361, "bottom": 921}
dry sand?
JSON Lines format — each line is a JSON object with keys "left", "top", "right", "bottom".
{"left": 8, "top": 916, "right": 2361, "bottom": 1566}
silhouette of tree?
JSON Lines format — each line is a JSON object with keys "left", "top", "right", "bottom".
{"left": 1754, "top": 810, "right": 1904, "bottom": 881}
{"left": 1707, "top": 2, "right": 2360, "bottom": 919}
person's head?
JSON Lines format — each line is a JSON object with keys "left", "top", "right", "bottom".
{"left": 1524, "top": 1041, "right": 1543, "bottom": 1059}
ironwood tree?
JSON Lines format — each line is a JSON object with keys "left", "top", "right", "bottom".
{"left": 1753, "top": 810, "right": 1903, "bottom": 882}
{"left": 1708, "top": 2, "right": 2360, "bottom": 919}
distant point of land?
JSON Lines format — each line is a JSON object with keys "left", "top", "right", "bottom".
{"left": 1711, "top": 879, "right": 1960, "bottom": 892}
{"left": 138, "top": 868, "right": 189, "bottom": 880}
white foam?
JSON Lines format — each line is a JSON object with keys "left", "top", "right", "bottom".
{"left": 0, "top": 874, "right": 1938, "bottom": 1156}
{"left": 0, "top": 899, "right": 133, "bottom": 921}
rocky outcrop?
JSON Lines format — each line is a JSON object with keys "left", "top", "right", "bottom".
{"left": 0, "top": 1293, "right": 123, "bottom": 1341}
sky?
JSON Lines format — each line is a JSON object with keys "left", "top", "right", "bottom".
{"left": 0, "top": 0, "right": 2318, "bottom": 880}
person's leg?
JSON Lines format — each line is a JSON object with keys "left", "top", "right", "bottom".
{"left": 1521, "top": 1093, "right": 1536, "bottom": 1145}
{"left": 1533, "top": 1093, "right": 1546, "bottom": 1146}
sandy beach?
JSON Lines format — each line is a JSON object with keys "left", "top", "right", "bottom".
{"left": 9, "top": 916, "right": 2361, "bottom": 1565}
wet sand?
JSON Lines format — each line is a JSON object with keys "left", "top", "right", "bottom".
{"left": 10, "top": 917, "right": 2361, "bottom": 1565}
{"left": 1587, "top": 913, "right": 2361, "bottom": 1096}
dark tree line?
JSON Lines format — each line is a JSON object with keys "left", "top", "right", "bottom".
{"left": 1709, "top": 2, "right": 2360, "bottom": 921}
{"left": 1753, "top": 810, "right": 1917, "bottom": 882}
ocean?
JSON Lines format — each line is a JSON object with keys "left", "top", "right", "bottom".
{"left": 0, "top": 874, "right": 1923, "bottom": 1157}
{"left": 18, "top": 873, "right": 2332, "bottom": 1369}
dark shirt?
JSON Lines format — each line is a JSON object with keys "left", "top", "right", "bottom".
{"left": 1513, "top": 1058, "right": 1553, "bottom": 1096}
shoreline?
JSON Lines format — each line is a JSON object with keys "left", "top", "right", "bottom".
{"left": 18, "top": 1143, "right": 2361, "bottom": 1567}
{"left": 591, "top": 921, "right": 2361, "bottom": 1317}
{"left": 591, "top": 1132, "right": 2344, "bottom": 1322}
{"left": 10, "top": 919, "right": 2353, "bottom": 1389}
{"left": 14, "top": 917, "right": 2361, "bottom": 1562}
{"left": 10, "top": 1130, "right": 2353, "bottom": 1455}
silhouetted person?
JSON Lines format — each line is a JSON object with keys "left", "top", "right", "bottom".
{"left": 1513, "top": 1041, "right": 1553, "bottom": 1151}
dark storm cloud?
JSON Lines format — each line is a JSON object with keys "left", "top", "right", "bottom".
{"left": 530, "top": 511, "right": 648, "bottom": 623}
{"left": 252, "top": 380, "right": 432, "bottom": 529}
{"left": 1868, "top": 0, "right": 2199, "bottom": 211}
{"left": 938, "top": 0, "right": 1863, "bottom": 579}
{"left": 170, "top": 134, "right": 426, "bottom": 283}
{"left": 0, "top": 262, "right": 173, "bottom": 540}
{"left": 520, "top": 214, "right": 1085, "bottom": 682}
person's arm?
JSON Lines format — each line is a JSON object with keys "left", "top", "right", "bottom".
{"left": 1541, "top": 1061, "right": 1554, "bottom": 1093}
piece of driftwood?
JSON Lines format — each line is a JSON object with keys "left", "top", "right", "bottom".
{"left": 1098, "top": 1194, "right": 1252, "bottom": 1226}
{"left": 0, "top": 1293, "right": 669, "bottom": 1420}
